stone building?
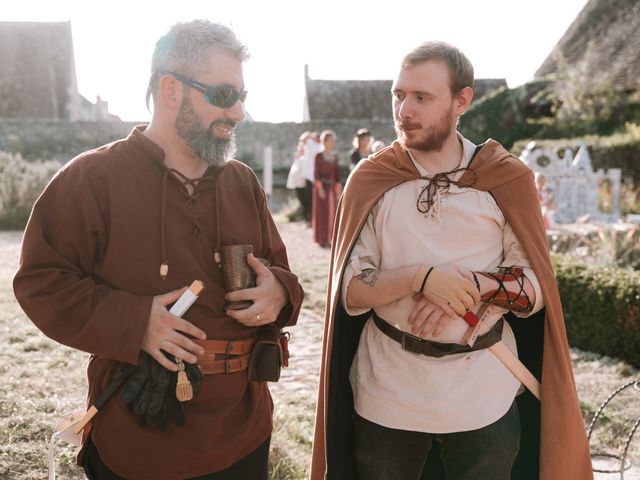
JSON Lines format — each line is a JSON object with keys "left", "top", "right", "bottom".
{"left": 0, "top": 21, "right": 118, "bottom": 121}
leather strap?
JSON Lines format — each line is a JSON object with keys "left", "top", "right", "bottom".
{"left": 489, "top": 341, "right": 541, "bottom": 400}
{"left": 197, "top": 354, "right": 251, "bottom": 375}
{"left": 477, "top": 267, "right": 532, "bottom": 312}
{"left": 193, "top": 338, "right": 255, "bottom": 375}
{"left": 372, "top": 312, "right": 503, "bottom": 358}
{"left": 194, "top": 337, "right": 255, "bottom": 356}
{"left": 371, "top": 313, "right": 541, "bottom": 399}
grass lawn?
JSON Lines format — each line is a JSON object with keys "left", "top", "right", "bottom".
{"left": 0, "top": 224, "right": 638, "bottom": 479}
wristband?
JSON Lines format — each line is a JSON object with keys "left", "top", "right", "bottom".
{"left": 420, "top": 267, "right": 434, "bottom": 293}
{"left": 471, "top": 272, "right": 481, "bottom": 292}
{"left": 411, "top": 264, "right": 431, "bottom": 293}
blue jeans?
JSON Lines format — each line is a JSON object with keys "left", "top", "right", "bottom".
{"left": 354, "top": 401, "right": 520, "bottom": 480}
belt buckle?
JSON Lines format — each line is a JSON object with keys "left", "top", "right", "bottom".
{"left": 224, "top": 339, "right": 235, "bottom": 374}
{"left": 400, "top": 331, "right": 424, "bottom": 355}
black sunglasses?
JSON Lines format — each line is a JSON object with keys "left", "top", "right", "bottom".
{"left": 158, "top": 70, "right": 247, "bottom": 109}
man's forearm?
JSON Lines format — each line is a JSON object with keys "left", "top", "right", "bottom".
{"left": 346, "top": 265, "right": 420, "bottom": 310}
{"left": 473, "top": 268, "right": 536, "bottom": 312}
{"left": 476, "top": 274, "right": 534, "bottom": 300}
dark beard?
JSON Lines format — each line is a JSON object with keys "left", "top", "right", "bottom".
{"left": 396, "top": 106, "right": 454, "bottom": 153}
{"left": 175, "top": 96, "right": 237, "bottom": 167}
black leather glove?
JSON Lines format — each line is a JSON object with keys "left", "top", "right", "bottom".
{"left": 116, "top": 352, "right": 202, "bottom": 431}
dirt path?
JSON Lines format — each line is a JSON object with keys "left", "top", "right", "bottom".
{"left": 270, "top": 221, "right": 325, "bottom": 400}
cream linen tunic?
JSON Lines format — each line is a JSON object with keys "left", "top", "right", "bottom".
{"left": 342, "top": 135, "right": 544, "bottom": 433}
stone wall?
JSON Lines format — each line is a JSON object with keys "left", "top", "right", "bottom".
{"left": 0, "top": 119, "right": 139, "bottom": 162}
{"left": 236, "top": 119, "right": 396, "bottom": 177}
{"left": 0, "top": 118, "right": 396, "bottom": 185}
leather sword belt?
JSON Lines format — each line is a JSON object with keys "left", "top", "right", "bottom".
{"left": 372, "top": 312, "right": 503, "bottom": 358}
{"left": 193, "top": 338, "right": 255, "bottom": 375}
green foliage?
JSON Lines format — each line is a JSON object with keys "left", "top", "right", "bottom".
{"left": 552, "top": 81, "right": 639, "bottom": 138}
{"left": 459, "top": 83, "right": 546, "bottom": 149}
{"left": 546, "top": 49, "right": 640, "bottom": 138}
{"left": 0, "top": 151, "right": 60, "bottom": 229}
{"left": 553, "top": 254, "right": 640, "bottom": 367}
{"left": 460, "top": 48, "right": 640, "bottom": 151}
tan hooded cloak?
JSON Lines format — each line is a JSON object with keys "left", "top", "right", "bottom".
{"left": 310, "top": 139, "right": 592, "bottom": 479}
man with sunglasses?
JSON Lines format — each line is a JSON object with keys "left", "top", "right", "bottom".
{"left": 14, "top": 20, "right": 303, "bottom": 479}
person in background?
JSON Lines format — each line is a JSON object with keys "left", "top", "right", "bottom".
{"left": 302, "top": 131, "right": 322, "bottom": 224}
{"left": 370, "top": 140, "right": 386, "bottom": 153}
{"left": 286, "top": 131, "right": 310, "bottom": 221}
{"left": 313, "top": 130, "right": 341, "bottom": 248}
{"left": 349, "top": 128, "right": 372, "bottom": 170}
{"left": 535, "top": 172, "right": 554, "bottom": 229}
{"left": 14, "top": 20, "right": 303, "bottom": 480}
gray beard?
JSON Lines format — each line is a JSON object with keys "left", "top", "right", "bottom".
{"left": 175, "top": 97, "right": 236, "bottom": 167}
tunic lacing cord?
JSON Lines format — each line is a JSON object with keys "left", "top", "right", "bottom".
{"left": 158, "top": 166, "right": 225, "bottom": 279}
{"left": 171, "top": 169, "right": 208, "bottom": 239}
{"left": 416, "top": 167, "right": 477, "bottom": 221}
{"left": 213, "top": 185, "right": 222, "bottom": 267}
{"left": 159, "top": 170, "right": 170, "bottom": 279}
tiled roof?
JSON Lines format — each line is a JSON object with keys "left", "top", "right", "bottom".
{"left": 304, "top": 69, "right": 506, "bottom": 121}
{"left": 305, "top": 77, "right": 393, "bottom": 121}
{"left": 535, "top": 0, "right": 640, "bottom": 92}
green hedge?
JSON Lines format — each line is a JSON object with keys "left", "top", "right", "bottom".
{"left": 553, "top": 254, "right": 640, "bottom": 367}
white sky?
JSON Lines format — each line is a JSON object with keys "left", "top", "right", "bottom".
{"left": 5, "top": 0, "right": 588, "bottom": 123}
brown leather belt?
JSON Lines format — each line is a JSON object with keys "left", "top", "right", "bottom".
{"left": 372, "top": 312, "right": 503, "bottom": 358}
{"left": 193, "top": 338, "right": 255, "bottom": 375}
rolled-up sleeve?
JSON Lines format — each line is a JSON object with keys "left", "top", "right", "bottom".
{"left": 341, "top": 208, "right": 381, "bottom": 316}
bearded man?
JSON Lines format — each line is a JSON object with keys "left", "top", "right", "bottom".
{"left": 13, "top": 20, "right": 303, "bottom": 480}
{"left": 310, "top": 41, "right": 592, "bottom": 479}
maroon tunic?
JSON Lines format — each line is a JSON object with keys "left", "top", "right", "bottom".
{"left": 312, "top": 152, "right": 341, "bottom": 246}
{"left": 13, "top": 126, "right": 303, "bottom": 479}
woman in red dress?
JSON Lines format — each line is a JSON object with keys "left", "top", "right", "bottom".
{"left": 313, "top": 130, "right": 342, "bottom": 247}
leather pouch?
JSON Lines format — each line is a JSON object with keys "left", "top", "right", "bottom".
{"left": 248, "top": 326, "right": 290, "bottom": 382}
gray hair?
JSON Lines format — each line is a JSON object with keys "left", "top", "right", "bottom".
{"left": 401, "top": 41, "right": 474, "bottom": 95}
{"left": 146, "top": 20, "right": 249, "bottom": 107}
